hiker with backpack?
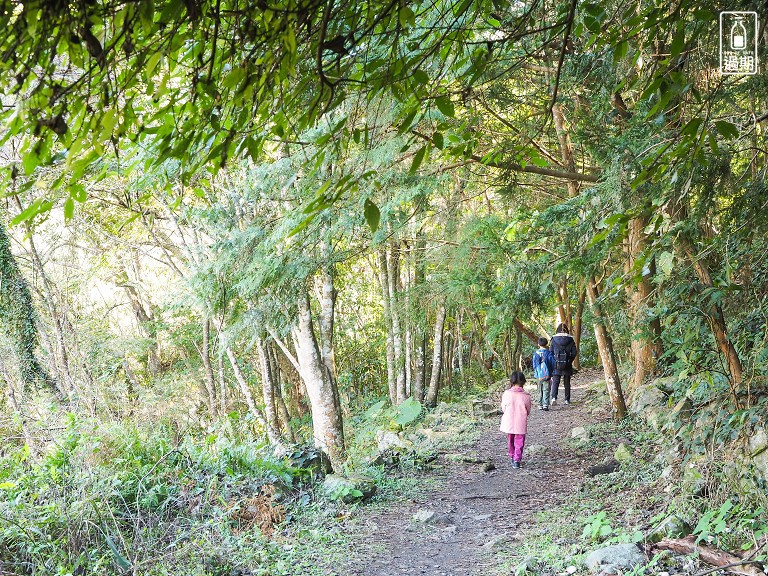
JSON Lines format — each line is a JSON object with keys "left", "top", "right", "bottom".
{"left": 532, "top": 337, "right": 555, "bottom": 411}
{"left": 550, "top": 323, "right": 578, "bottom": 406}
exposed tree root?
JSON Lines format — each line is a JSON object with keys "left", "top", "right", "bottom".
{"left": 653, "top": 536, "right": 766, "bottom": 576}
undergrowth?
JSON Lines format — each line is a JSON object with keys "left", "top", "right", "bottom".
{"left": 0, "top": 386, "right": 487, "bottom": 575}
{"left": 491, "top": 409, "right": 768, "bottom": 576}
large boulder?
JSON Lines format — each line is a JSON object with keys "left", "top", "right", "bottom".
{"left": 376, "top": 430, "right": 414, "bottom": 453}
{"left": 749, "top": 428, "right": 768, "bottom": 482}
{"left": 629, "top": 381, "right": 669, "bottom": 431}
{"left": 584, "top": 543, "right": 646, "bottom": 574}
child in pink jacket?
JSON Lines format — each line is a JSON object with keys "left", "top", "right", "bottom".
{"left": 500, "top": 371, "right": 532, "bottom": 468}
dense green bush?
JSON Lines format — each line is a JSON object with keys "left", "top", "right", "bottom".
{"left": 0, "top": 417, "right": 310, "bottom": 575}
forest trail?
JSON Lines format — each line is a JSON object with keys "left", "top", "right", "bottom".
{"left": 343, "top": 371, "right": 606, "bottom": 576}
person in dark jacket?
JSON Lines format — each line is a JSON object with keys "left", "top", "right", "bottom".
{"left": 550, "top": 323, "right": 578, "bottom": 405}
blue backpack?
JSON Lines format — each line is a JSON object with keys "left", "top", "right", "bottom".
{"left": 533, "top": 350, "right": 551, "bottom": 379}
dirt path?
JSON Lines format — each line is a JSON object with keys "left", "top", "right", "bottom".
{"left": 343, "top": 371, "right": 606, "bottom": 576}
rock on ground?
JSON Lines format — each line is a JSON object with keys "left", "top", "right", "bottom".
{"left": 584, "top": 543, "right": 646, "bottom": 574}
{"left": 571, "top": 426, "right": 591, "bottom": 440}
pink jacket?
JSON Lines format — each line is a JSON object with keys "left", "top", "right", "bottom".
{"left": 499, "top": 387, "right": 531, "bottom": 435}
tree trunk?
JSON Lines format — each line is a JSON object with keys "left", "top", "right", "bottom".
{"left": 557, "top": 279, "right": 573, "bottom": 330}
{"left": 411, "top": 238, "right": 427, "bottom": 403}
{"left": 686, "top": 245, "right": 744, "bottom": 396}
{"left": 456, "top": 311, "right": 465, "bottom": 383}
{"left": 513, "top": 318, "right": 539, "bottom": 345}
{"left": 268, "top": 327, "right": 310, "bottom": 417}
{"left": 386, "top": 246, "right": 407, "bottom": 404}
{"left": 425, "top": 302, "right": 447, "bottom": 408}
{"left": 268, "top": 342, "right": 295, "bottom": 441}
{"left": 256, "top": 335, "right": 283, "bottom": 445}
{"left": 654, "top": 536, "right": 766, "bottom": 576}
{"left": 293, "top": 293, "right": 345, "bottom": 470}
{"left": 513, "top": 326, "right": 522, "bottom": 372}
{"left": 377, "top": 249, "right": 397, "bottom": 403}
{"left": 26, "top": 233, "right": 73, "bottom": 395}
{"left": 0, "top": 222, "right": 51, "bottom": 390}
{"left": 586, "top": 277, "right": 627, "bottom": 420}
{"left": 552, "top": 104, "right": 581, "bottom": 198}
{"left": 217, "top": 355, "right": 227, "bottom": 416}
{"left": 225, "top": 345, "right": 272, "bottom": 436}
{"left": 119, "top": 269, "right": 161, "bottom": 377}
{"left": 626, "top": 215, "right": 663, "bottom": 389}
{"left": 1, "top": 364, "right": 36, "bottom": 451}
{"left": 470, "top": 315, "right": 493, "bottom": 386}
{"left": 122, "top": 356, "right": 140, "bottom": 415}
{"left": 572, "top": 288, "right": 586, "bottom": 370}
{"left": 200, "top": 319, "right": 219, "bottom": 418}
{"left": 317, "top": 257, "right": 338, "bottom": 387}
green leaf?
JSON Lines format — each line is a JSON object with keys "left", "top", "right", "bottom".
{"left": 63, "top": 197, "right": 74, "bottom": 221}
{"left": 11, "top": 198, "right": 52, "bottom": 226}
{"left": 409, "top": 145, "right": 427, "bottom": 174}
{"left": 432, "top": 131, "right": 444, "bottom": 149}
{"left": 70, "top": 184, "right": 87, "bottom": 203}
{"left": 105, "top": 535, "right": 131, "bottom": 570}
{"left": 670, "top": 22, "right": 685, "bottom": 58}
{"left": 394, "top": 398, "right": 422, "bottom": 426}
{"left": 398, "top": 107, "right": 419, "bottom": 134}
{"left": 435, "top": 96, "right": 455, "bottom": 117}
{"left": 412, "top": 69, "right": 429, "bottom": 84}
{"left": 613, "top": 41, "right": 628, "bottom": 63}
{"left": 363, "top": 198, "right": 380, "bottom": 233}
{"left": 714, "top": 121, "right": 739, "bottom": 139}
{"left": 364, "top": 400, "right": 387, "bottom": 420}
{"left": 657, "top": 251, "right": 673, "bottom": 277}
{"left": 0, "top": 481, "right": 15, "bottom": 489}
{"left": 287, "top": 212, "right": 318, "bottom": 237}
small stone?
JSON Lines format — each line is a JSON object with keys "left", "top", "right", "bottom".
{"left": 473, "top": 513, "right": 493, "bottom": 521}
{"left": 571, "top": 426, "right": 591, "bottom": 440}
{"left": 432, "top": 514, "right": 454, "bottom": 526}
{"left": 566, "top": 566, "right": 577, "bottom": 574}
{"left": 482, "top": 461, "right": 496, "bottom": 472}
{"left": 482, "top": 535, "right": 508, "bottom": 550}
{"left": 413, "top": 509, "right": 437, "bottom": 523}
{"left": 647, "top": 515, "right": 691, "bottom": 543}
{"left": 584, "top": 543, "right": 646, "bottom": 574}
{"left": 614, "top": 443, "right": 632, "bottom": 463}
{"left": 586, "top": 459, "right": 620, "bottom": 477}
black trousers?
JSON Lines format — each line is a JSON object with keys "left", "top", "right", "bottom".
{"left": 550, "top": 373, "right": 571, "bottom": 402}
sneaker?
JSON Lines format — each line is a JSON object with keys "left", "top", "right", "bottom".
{"left": 564, "top": 400, "right": 570, "bottom": 405}
{"left": 512, "top": 461, "right": 521, "bottom": 469}
{"left": 538, "top": 405, "right": 544, "bottom": 410}
{"left": 551, "top": 399, "right": 557, "bottom": 406}
{"left": 542, "top": 406, "right": 549, "bottom": 411}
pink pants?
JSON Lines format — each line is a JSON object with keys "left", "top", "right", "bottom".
{"left": 507, "top": 433, "right": 526, "bottom": 462}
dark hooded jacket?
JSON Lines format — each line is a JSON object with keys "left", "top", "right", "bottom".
{"left": 550, "top": 332, "right": 578, "bottom": 375}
